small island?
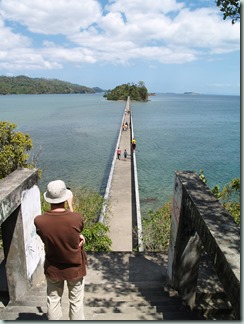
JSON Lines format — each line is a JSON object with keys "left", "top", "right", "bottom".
{"left": 183, "top": 92, "right": 200, "bottom": 95}
{"left": 103, "top": 82, "right": 149, "bottom": 101}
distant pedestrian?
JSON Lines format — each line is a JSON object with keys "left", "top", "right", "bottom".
{"left": 117, "top": 147, "right": 121, "bottom": 159}
{"left": 123, "top": 149, "right": 127, "bottom": 159}
{"left": 132, "top": 138, "right": 136, "bottom": 151}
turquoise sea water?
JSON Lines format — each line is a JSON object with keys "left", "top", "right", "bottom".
{"left": 132, "top": 94, "right": 240, "bottom": 213}
{"left": 0, "top": 93, "right": 240, "bottom": 216}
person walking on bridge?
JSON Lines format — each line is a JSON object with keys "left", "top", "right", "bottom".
{"left": 132, "top": 138, "right": 136, "bottom": 151}
{"left": 34, "top": 180, "right": 87, "bottom": 320}
{"left": 117, "top": 147, "right": 121, "bottom": 159}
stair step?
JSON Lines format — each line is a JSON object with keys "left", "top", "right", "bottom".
{"left": 0, "top": 311, "right": 47, "bottom": 321}
{"left": 84, "top": 304, "right": 163, "bottom": 320}
{"left": 85, "top": 280, "right": 165, "bottom": 288}
{"left": 0, "top": 251, "right": 234, "bottom": 320}
{"left": 160, "top": 310, "right": 204, "bottom": 320}
{"left": 0, "top": 305, "right": 47, "bottom": 321}
{"left": 84, "top": 297, "right": 166, "bottom": 308}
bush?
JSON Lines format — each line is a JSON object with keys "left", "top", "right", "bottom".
{"left": 199, "top": 170, "right": 240, "bottom": 225}
{"left": 0, "top": 121, "right": 33, "bottom": 179}
{"left": 72, "top": 188, "right": 112, "bottom": 251}
{"left": 212, "top": 178, "right": 240, "bottom": 225}
{"left": 139, "top": 200, "right": 172, "bottom": 252}
{"left": 82, "top": 222, "right": 112, "bottom": 252}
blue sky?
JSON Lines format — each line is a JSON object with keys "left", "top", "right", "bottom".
{"left": 0, "top": 0, "right": 240, "bottom": 95}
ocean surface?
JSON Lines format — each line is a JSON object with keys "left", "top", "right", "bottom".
{"left": 0, "top": 93, "right": 240, "bottom": 216}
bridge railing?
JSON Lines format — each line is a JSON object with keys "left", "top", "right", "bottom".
{"left": 98, "top": 101, "right": 125, "bottom": 223}
{"left": 130, "top": 106, "right": 143, "bottom": 251}
{"left": 167, "top": 171, "right": 240, "bottom": 319}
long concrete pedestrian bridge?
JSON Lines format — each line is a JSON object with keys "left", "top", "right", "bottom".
{"left": 0, "top": 97, "right": 240, "bottom": 320}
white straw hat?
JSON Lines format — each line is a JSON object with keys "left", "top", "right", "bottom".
{"left": 44, "top": 180, "right": 72, "bottom": 204}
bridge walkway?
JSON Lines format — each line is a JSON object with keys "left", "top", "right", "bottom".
{"left": 107, "top": 107, "right": 133, "bottom": 251}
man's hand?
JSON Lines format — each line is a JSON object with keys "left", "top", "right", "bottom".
{"left": 79, "top": 234, "right": 85, "bottom": 247}
{"left": 66, "top": 191, "right": 74, "bottom": 212}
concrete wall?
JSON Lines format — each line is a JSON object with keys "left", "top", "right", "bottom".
{"left": 0, "top": 168, "right": 45, "bottom": 301}
{"left": 167, "top": 171, "right": 240, "bottom": 319}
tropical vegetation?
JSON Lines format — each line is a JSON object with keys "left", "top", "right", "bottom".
{"left": 0, "top": 121, "right": 34, "bottom": 179}
{"left": 104, "top": 81, "right": 148, "bottom": 101}
{"left": 200, "top": 170, "right": 240, "bottom": 225}
{"left": 0, "top": 75, "right": 96, "bottom": 95}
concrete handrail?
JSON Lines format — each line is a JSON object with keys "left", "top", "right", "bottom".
{"left": 130, "top": 108, "right": 144, "bottom": 252}
{"left": 168, "top": 171, "right": 240, "bottom": 319}
{"left": 98, "top": 102, "right": 126, "bottom": 223}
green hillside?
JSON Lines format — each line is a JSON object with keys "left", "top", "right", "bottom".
{"left": 0, "top": 76, "right": 96, "bottom": 95}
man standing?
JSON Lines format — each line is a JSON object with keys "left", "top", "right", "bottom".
{"left": 34, "top": 180, "right": 87, "bottom": 320}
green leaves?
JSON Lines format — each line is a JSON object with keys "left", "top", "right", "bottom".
{"left": 140, "top": 201, "right": 172, "bottom": 252}
{"left": 82, "top": 222, "right": 112, "bottom": 252}
{"left": 199, "top": 170, "right": 240, "bottom": 225}
{"left": 216, "top": 0, "right": 240, "bottom": 24}
{"left": 219, "top": 178, "right": 240, "bottom": 225}
{"left": 0, "top": 121, "right": 33, "bottom": 179}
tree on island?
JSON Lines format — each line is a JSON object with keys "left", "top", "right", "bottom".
{"left": 103, "top": 81, "right": 148, "bottom": 101}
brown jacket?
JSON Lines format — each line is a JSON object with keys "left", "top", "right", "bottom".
{"left": 34, "top": 210, "right": 87, "bottom": 281}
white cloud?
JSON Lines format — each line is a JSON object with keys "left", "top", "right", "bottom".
{"left": 42, "top": 46, "right": 97, "bottom": 64}
{"left": 0, "top": 46, "right": 62, "bottom": 70}
{"left": 0, "top": 0, "right": 102, "bottom": 34}
{"left": 0, "top": 0, "right": 240, "bottom": 72}
{"left": 170, "top": 8, "right": 240, "bottom": 51}
{"left": 0, "top": 18, "right": 31, "bottom": 49}
{"left": 105, "top": 0, "right": 184, "bottom": 15}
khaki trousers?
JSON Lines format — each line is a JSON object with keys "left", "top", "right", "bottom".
{"left": 46, "top": 277, "right": 85, "bottom": 320}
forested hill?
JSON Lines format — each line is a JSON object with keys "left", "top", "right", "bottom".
{"left": 0, "top": 76, "right": 101, "bottom": 95}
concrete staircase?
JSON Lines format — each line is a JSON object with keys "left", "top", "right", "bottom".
{"left": 0, "top": 252, "right": 205, "bottom": 321}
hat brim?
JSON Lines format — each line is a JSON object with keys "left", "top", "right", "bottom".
{"left": 44, "top": 189, "right": 72, "bottom": 204}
